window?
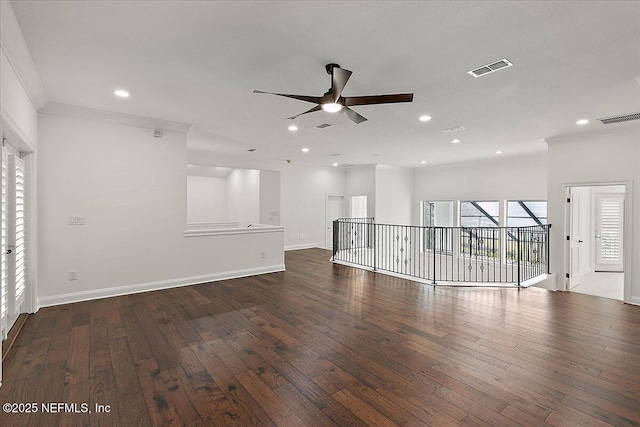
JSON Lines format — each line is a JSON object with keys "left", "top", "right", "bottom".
{"left": 506, "top": 201, "right": 547, "bottom": 263}
{"left": 423, "top": 201, "right": 453, "bottom": 252}
{"left": 507, "top": 201, "right": 547, "bottom": 227}
{"left": 460, "top": 201, "right": 500, "bottom": 258}
{"left": 460, "top": 201, "right": 499, "bottom": 227}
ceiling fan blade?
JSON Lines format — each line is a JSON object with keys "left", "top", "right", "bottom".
{"left": 339, "top": 107, "right": 367, "bottom": 124}
{"left": 253, "top": 90, "right": 323, "bottom": 105}
{"left": 287, "top": 105, "right": 322, "bottom": 120}
{"left": 331, "top": 67, "right": 352, "bottom": 102}
{"left": 343, "top": 93, "right": 414, "bottom": 106}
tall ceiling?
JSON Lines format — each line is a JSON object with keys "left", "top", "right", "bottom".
{"left": 11, "top": 1, "right": 640, "bottom": 168}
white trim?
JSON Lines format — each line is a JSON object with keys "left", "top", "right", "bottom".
{"left": 545, "top": 123, "right": 640, "bottom": 145}
{"left": 420, "top": 152, "right": 548, "bottom": 171}
{"left": 186, "top": 221, "right": 240, "bottom": 230}
{"left": 184, "top": 224, "right": 284, "bottom": 237}
{"left": 285, "top": 243, "right": 319, "bottom": 251}
{"left": 38, "top": 264, "right": 286, "bottom": 308}
{"left": 561, "top": 181, "right": 634, "bottom": 304}
{"left": 40, "top": 102, "right": 193, "bottom": 134}
{"left": 0, "top": 2, "right": 49, "bottom": 110}
{"left": 1, "top": 109, "right": 36, "bottom": 152}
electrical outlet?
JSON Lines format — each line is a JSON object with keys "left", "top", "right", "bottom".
{"left": 261, "top": 251, "right": 266, "bottom": 259}
{"left": 299, "top": 235, "right": 303, "bottom": 240}
{"left": 287, "top": 236, "right": 291, "bottom": 241}
{"left": 69, "top": 216, "right": 85, "bottom": 225}
{"left": 68, "top": 270, "right": 78, "bottom": 281}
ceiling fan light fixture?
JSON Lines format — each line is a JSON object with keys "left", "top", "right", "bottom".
{"left": 322, "top": 103, "right": 342, "bottom": 113}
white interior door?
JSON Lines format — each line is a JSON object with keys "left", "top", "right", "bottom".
{"left": 326, "top": 195, "right": 344, "bottom": 249}
{"left": 568, "top": 192, "right": 585, "bottom": 289}
{"left": 595, "top": 194, "right": 624, "bottom": 272}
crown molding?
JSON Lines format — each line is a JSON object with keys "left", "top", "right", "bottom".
{"left": 0, "top": 1, "right": 49, "bottom": 110}
{"left": 2, "top": 106, "right": 36, "bottom": 152}
{"left": 40, "top": 102, "right": 193, "bottom": 134}
{"left": 545, "top": 122, "right": 640, "bottom": 145}
{"left": 416, "top": 151, "right": 548, "bottom": 171}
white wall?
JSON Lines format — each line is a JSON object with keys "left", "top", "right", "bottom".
{"left": 413, "top": 154, "right": 548, "bottom": 226}
{"left": 187, "top": 175, "right": 227, "bottom": 223}
{"left": 547, "top": 127, "right": 639, "bottom": 304}
{"left": 259, "top": 170, "right": 280, "bottom": 226}
{"left": 38, "top": 114, "right": 284, "bottom": 306}
{"left": 1, "top": 49, "right": 38, "bottom": 148}
{"left": 375, "top": 165, "right": 413, "bottom": 225}
{"left": 186, "top": 141, "right": 347, "bottom": 251}
{"left": 227, "top": 168, "right": 260, "bottom": 225}
{"left": 281, "top": 166, "right": 346, "bottom": 250}
{"left": 346, "top": 165, "right": 376, "bottom": 219}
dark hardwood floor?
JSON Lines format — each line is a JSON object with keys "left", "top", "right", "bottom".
{"left": 1, "top": 248, "right": 640, "bottom": 426}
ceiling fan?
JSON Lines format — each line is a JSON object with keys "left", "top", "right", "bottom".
{"left": 253, "top": 63, "right": 413, "bottom": 124}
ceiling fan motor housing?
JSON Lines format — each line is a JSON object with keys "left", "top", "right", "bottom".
{"left": 325, "top": 63, "right": 341, "bottom": 75}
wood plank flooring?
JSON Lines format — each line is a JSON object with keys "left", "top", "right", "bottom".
{"left": 1, "top": 248, "right": 640, "bottom": 426}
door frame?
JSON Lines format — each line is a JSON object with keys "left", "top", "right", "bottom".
{"left": 325, "top": 193, "right": 345, "bottom": 250}
{"left": 2, "top": 116, "right": 37, "bottom": 315}
{"left": 562, "top": 181, "right": 632, "bottom": 304}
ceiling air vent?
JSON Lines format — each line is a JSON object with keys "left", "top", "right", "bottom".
{"left": 441, "top": 125, "right": 466, "bottom": 133}
{"left": 598, "top": 112, "right": 640, "bottom": 125}
{"left": 468, "top": 59, "right": 513, "bottom": 78}
{"left": 316, "top": 123, "right": 332, "bottom": 129}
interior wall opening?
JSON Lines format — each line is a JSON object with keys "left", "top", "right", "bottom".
{"left": 565, "top": 184, "right": 626, "bottom": 301}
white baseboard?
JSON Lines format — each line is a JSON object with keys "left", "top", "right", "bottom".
{"left": 628, "top": 296, "right": 640, "bottom": 306}
{"left": 284, "top": 243, "right": 320, "bottom": 251}
{"left": 37, "top": 264, "right": 285, "bottom": 308}
{"left": 531, "top": 273, "right": 557, "bottom": 290}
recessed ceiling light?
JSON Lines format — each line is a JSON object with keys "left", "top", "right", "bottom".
{"left": 451, "top": 139, "right": 461, "bottom": 144}
{"left": 321, "top": 103, "right": 342, "bottom": 113}
{"left": 332, "top": 163, "right": 338, "bottom": 167}
{"left": 288, "top": 125, "right": 298, "bottom": 131}
{"left": 419, "top": 115, "right": 432, "bottom": 122}
{"left": 496, "top": 150, "right": 503, "bottom": 154}
{"left": 576, "top": 119, "right": 589, "bottom": 125}
{"left": 302, "top": 148, "right": 309, "bottom": 152}
{"left": 114, "top": 89, "right": 130, "bottom": 98}
{"left": 421, "top": 161, "right": 427, "bottom": 164}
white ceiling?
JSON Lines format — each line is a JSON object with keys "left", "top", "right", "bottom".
{"left": 11, "top": 1, "right": 640, "bottom": 168}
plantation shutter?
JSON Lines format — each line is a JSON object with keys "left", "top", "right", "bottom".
{"left": 598, "top": 198, "right": 623, "bottom": 263}
{"left": 1, "top": 147, "right": 8, "bottom": 337}
{"left": 9, "top": 154, "right": 26, "bottom": 312}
